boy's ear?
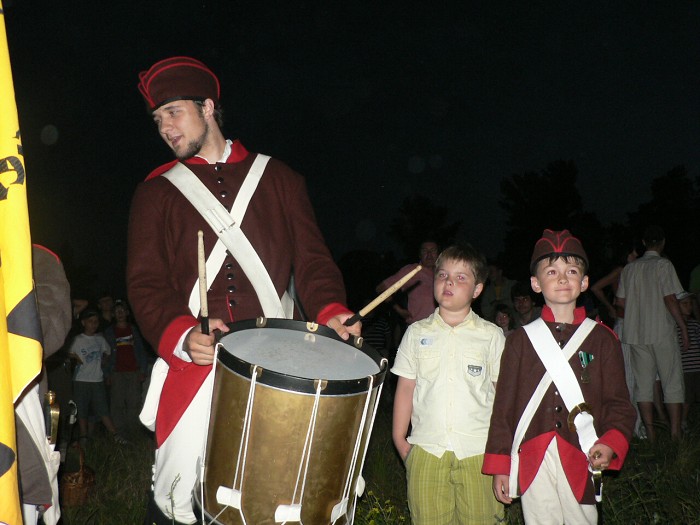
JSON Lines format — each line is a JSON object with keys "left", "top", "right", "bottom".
{"left": 473, "top": 282, "right": 484, "bottom": 299}
{"left": 530, "top": 275, "right": 541, "bottom": 293}
{"left": 580, "top": 275, "right": 589, "bottom": 292}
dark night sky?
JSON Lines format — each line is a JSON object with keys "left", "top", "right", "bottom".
{"left": 4, "top": 1, "right": 700, "bottom": 297}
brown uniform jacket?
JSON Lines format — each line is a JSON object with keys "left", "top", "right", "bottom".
{"left": 483, "top": 306, "right": 636, "bottom": 503}
{"left": 127, "top": 141, "right": 348, "bottom": 444}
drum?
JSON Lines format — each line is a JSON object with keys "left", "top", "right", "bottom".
{"left": 193, "top": 318, "right": 387, "bottom": 525}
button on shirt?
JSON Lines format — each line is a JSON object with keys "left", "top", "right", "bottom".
{"left": 392, "top": 308, "right": 505, "bottom": 459}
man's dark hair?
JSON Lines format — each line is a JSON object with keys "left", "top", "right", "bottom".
{"left": 195, "top": 99, "right": 224, "bottom": 128}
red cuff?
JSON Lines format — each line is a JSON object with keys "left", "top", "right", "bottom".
{"left": 482, "top": 453, "right": 511, "bottom": 475}
{"left": 596, "top": 429, "right": 630, "bottom": 470}
{"left": 316, "top": 302, "right": 352, "bottom": 326}
{"left": 158, "top": 315, "right": 199, "bottom": 366}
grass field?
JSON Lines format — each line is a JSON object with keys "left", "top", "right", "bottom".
{"left": 57, "top": 390, "right": 700, "bottom": 525}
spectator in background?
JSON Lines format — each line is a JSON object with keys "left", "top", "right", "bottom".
{"left": 69, "top": 309, "right": 127, "bottom": 446}
{"left": 104, "top": 300, "right": 148, "bottom": 436}
{"left": 376, "top": 240, "right": 438, "bottom": 325}
{"left": 96, "top": 292, "right": 115, "bottom": 332}
{"left": 590, "top": 246, "right": 639, "bottom": 328}
{"left": 616, "top": 225, "right": 688, "bottom": 441}
{"left": 494, "top": 303, "right": 515, "bottom": 338}
{"left": 676, "top": 291, "right": 700, "bottom": 434}
{"left": 479, "top": 260, "right": 516, "bottom": 322}
{"left": 591, "top": 245, "right": 643, "bottom": 435}
{"left": 511, "top": 281, "right": 542, "bottom": 328}
{"left": 689, "top": 263, "right": 700, "bottom": 296}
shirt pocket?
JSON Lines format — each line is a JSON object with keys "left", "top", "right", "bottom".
{"left": 462, "top": 355, "right": 486, "bottom": 384}
{"left": 416, "top": 350, "right": 441, "bottom": 381}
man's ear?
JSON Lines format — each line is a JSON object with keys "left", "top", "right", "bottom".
{"left": 530, "top": 275, "right": 541, "bottom": 293}
{"left": 202, "top": 98, "right": 216, "bottom": 120}
{"left": 473, "top": 282, "right": 484, "bottom": 299}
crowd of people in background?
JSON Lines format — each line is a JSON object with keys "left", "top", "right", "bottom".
{"left": 45, "top": 224, "right": 700, "bottom": 459}
{"left": 44, "top": 292, "right": 154, "bottom": 461}
{"left": 28, "top": 223, "right": 698, "bottom": 525}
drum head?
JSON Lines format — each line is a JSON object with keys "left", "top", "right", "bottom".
{"left": 220, "top": 324, "right": 379, "bottom": 380}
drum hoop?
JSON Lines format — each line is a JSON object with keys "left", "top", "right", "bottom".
{"left": 217, "top": 318, "right": 387, "bottom": 395}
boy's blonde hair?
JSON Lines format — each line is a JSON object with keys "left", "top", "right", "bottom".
{"left": 435, "top": 244, "right": 488, "bottom": 284}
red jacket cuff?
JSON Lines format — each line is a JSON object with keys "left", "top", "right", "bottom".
{"left": 158, "top": 315, "right": 199, "bottom": 366}
{"left": 316, "top": 302, "right": 352, "bottom": 326}
{"left": 596, "top": 428, "right": 630, "bottom": 470}
{"left": 482, "top": 453, "right": 511, "bottom": 475}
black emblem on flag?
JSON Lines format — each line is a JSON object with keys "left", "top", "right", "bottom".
{"left": 0, "top": 133, "right": 24, "bottom": 201}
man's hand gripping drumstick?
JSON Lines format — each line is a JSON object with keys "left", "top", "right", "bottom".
{"left": 343, "top": 264, "right": 423, "bottom": 328}
{"left": 185, "top": 231, "right": 229, "bottom": 365}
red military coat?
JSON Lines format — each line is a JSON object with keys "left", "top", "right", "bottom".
{"left": 482, "top": 306, "right": 636, "bottom": 504}
{"left": 127, "top": 140, "right": 349, "bottom": 445}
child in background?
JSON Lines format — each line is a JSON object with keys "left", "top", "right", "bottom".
{"left": 483, "top": 230, "right": 636, "bottom": 525}
{"left": 676, "top": 291, "right": 700, "bottom": 433}
{"left": 494, "top": 303, "right": 515, "bottom": 337}
{"left": 69, "top": 309, "right": 128, "bottom": 445}
{"left": 392, "top": 244, "right": 505, "bottom": 524}
{"left": 104, "top": 300, "right": 148, "bottom": 436}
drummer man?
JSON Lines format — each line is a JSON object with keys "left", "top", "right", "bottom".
{"left": 127, "top": 56, "right": 360, "bottom": 525}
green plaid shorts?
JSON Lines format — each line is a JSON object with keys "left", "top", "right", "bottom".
{"left": 406, "top": 445, "right": 503, "bottom": 525}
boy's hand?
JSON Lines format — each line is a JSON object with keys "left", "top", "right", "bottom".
{"left": 588, "top": 443, "right": 614, "bottom": 470}
{"left": 394, "top": 438, "right": 412, "bottom": 461}
{"left": 492, "top": 474, "right": 513, "bottom": 504}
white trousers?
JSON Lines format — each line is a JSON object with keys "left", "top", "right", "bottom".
{"left": 152, "top": 370, "right": 214, "bottom": 524}
{"left": 521, "top": 438, "right": 597, "bottom": 525}
{"left": 22, "top": 503, "right": 38, "bottom": 525}
{"left": 16, "top": 384, "right": 61, "bottom": 525}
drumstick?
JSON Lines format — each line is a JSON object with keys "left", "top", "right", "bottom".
{"left": 197, "top": 230, "right": 209, "bottom": 335}
{"left": 344, "top": 264, "right": 423, "bottom": 326}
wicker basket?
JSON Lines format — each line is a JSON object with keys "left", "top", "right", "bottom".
{"left": 60, "top": 444, "right": 95, "bottom": 506}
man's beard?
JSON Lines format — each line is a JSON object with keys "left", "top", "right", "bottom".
{"left": 175, "top": 122, "right": 209, "bottom": 160}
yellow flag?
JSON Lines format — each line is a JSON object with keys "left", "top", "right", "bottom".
{"left": 0, "top": 1, "right": 44, "bottom": 522}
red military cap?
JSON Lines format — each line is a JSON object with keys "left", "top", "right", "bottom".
{"left": 530, "top": 229, "right": 588, "bottom": 274}
{"left": 138, "top": 56, "right": 220, "bottom": 111}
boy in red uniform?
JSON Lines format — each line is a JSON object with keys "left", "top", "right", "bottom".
{"left": 482, "top": 230, "right": 636, "bottom": 524}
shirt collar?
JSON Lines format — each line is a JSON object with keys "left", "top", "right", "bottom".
{"left": 435, "top": 308, "right": 477, "bottom": 329}
{"left": 186, "top": 139, "right": 250, "bottom": 165}
{"left": 540, "top": 304, "right": 587, "bottom": 325}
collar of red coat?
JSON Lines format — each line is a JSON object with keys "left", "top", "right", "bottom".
{"left": 145, "top": 139, "right": 249, "bottom": 180}
{"left": 540, "top": 305, "right": 587, "bottom": 324}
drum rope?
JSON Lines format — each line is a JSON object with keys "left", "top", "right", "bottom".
{"left": 331, "top": 374, "right": 375, "bottom": 525}
{"left": 282, "top": 380, "right": 323, "bottom": 525}
{"left": 234, "top": 364, "right": 260, "bottom": 525}
{"left": 349, "top": 362, "right": 388, "bottom": 525}
{"left": 199, "top": 343, "right": 222, "bottom": 525}
{"left": 208, "top": 363, "right": 260, "bottom": 525}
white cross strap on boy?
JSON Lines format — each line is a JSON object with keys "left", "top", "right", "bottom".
{"left": 508, "top": 317, "right": 598, "bottom": 500}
